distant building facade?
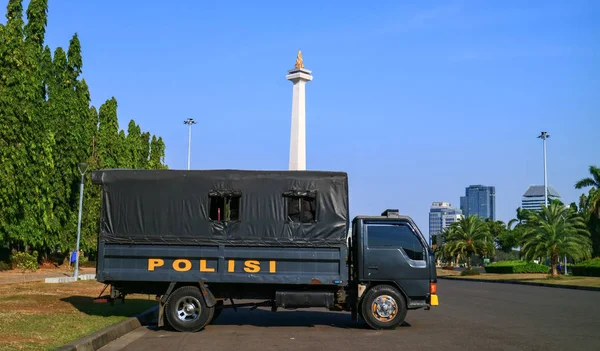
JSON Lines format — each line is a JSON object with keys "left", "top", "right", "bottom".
{"left": 429, "top": 202, "right": 463, "bottom": 245}
{"left": 460, "top": 185, "right": 496, "bottom": 220}
{"left": 521, "top": 185, "right": 561, "bottom": 211}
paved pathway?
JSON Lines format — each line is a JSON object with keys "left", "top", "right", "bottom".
{"left": 99, "top": 279, "right": 600, "bottom": 351}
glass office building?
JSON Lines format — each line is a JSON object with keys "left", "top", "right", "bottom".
{"left": 460, "top": 185, "right": 496, "bottom": 221}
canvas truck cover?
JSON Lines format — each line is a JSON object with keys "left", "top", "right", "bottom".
{"left": 91, "top": 169, "right": 349, "bottom": 247}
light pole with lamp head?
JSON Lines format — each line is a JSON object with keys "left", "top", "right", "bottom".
{"left": 73, "top": 162, "right": 89, "bottom": 279}
{"left": 184, "top": 118, "right": 197, "bottom": 170}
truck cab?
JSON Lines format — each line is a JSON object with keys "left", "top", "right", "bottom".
{"left": 347, "top": 209, "right": 438, "bottom": 329}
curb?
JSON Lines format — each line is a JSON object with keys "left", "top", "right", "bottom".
{"left": 55, "top": 304, "right": 158, "bottom": 351}
{"left": 45, "top": 274, "right": 97, "bottom": 284}
{"left": 438, "top": 275, "right": 600, "bottom": 292}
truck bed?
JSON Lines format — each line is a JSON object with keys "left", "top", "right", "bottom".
{"left": 97, "top": 242, "right": 348, "bottom": 286}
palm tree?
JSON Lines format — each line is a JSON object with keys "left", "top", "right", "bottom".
{"left": 445, "top": 215, "right": 494, "bottom": 270}
{"left": 575, "top": 165, "right": 600, "bottom": 218}
{"left": 435, "top": 226, "right": 458, "bottom": 267}
{"left": 575, "top": 165, "right": 600, "bottom": 257}
{"left": 521, "top": 201, "right": 592, "bottom": 277}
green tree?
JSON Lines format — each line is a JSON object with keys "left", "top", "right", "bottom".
{"left": 0, "top": 0, "right": 56, "bottom": 251}
{"left": 444, "top": 215, "right": 494, "bottom": 269}
{"left": 434, "top": 226, "right": 459, "bottom": 266}
{"left": 96, "top": 97, "right": 121, "bottom": 169}
{"left": 521, "top": 201, "right": 592, "bottom": 277}
{"left": 575, "top": 165, "right": 600, "bottom": 217}
{"left": 138, "top": 131, "right": 151, "bottom": 168}
{"left": 1, "top": 1, "right": 168, "bottom": 256}
{"left": 149, "top": 135, "right": 167, "bottom": 169}
{"left": 575, "top": 165, "right": 600, "bottom": 257}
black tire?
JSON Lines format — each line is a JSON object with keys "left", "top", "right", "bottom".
{"left": 165, "top": 286, "right": 214, "bottom": 332}
{"left": 209, "top": 300, "right": 224, "bottom": 324}
{"left": 360, "top": 284, "right": 407, "bottom": 330}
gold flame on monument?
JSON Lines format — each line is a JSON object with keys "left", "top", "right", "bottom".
{"left": 295, "top": 49, "right": 304, "bottom": 69}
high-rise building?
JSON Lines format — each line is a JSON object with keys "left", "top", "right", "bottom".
{"left": 429, "top": 202, "right": 463, "bottom": 246}
{"left": 521, "top": 185, "right": 560, "bottom": 211}
{"left": 460, "top": 185, "right": 496, "bottom": 220}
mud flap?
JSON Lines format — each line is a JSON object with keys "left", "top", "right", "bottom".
{"left": 199, "top": 281, "right": 217, "bottom": 308}
{"left": 158, "top": 282, "right": 176, "bottom": 328}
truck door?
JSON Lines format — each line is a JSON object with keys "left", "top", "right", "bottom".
{"left": 362, "top": 221, "right": 430, "bottom": 298}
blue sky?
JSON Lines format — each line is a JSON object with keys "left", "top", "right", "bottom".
{"left": 4, "top": 0, "right": 599, "bottom": 239}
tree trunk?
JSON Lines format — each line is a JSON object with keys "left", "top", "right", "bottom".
{"left": 551, "top": 254, "right": 559, "bottom": 278}
{"left": 467, "top": 254, "right": 472, "bottom": 270}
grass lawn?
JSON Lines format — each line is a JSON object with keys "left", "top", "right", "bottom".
{"left": 0, "top": 280, "right": 156, "bottom": 351}
{"left": 439, "top": 270, "right": 600, "bottom": 288}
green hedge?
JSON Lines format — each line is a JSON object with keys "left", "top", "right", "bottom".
{"left": 484, "top": 260, "right": 549, "bottom": 274}
{"left": 570, "top": 258, "right": 600, "bottom": 277}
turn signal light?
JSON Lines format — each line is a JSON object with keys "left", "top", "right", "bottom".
{"left": 430, "top": 282, "right": 437, "bottom": 294}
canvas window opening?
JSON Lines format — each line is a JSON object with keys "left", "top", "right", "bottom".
{"left": 284, "top": 190, "right": 317, "bottom": 223}
{"left": 209, "top": 192, "right": 241, "bottom": 221}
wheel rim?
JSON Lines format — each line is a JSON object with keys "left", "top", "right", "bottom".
{"left": 371, "top": 295, "right": 398, "bottom": 322}
{"left": 175, "top": 296, "right": 202, "bottom": 322}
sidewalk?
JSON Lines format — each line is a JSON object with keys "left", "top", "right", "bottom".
{"left": 0, "top": 267, "right": 96, "bottom": 284}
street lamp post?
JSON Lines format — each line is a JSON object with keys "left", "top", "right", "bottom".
{"left": 537, "top": 131, "right": 550, "bottom": 207}
{"left": 184, "top": 118, "right": 197, "bottom": 170}
{"left": 73, "top": 162, "right": 89, "bottom": 279}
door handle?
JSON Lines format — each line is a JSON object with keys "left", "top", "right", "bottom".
{"left": 368, "top": 265, "right": 378, "bottom": 270}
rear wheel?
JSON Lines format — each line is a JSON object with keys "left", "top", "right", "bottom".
{"left": 361, "top": 284, "right": 407, "bottom": 330}
{"left": 165, "top": 286, "right": 214, "bottom": 332}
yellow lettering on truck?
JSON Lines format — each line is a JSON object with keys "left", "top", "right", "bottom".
{"left": 173, "top": 259, "right": 192, "bottom": 272}
{"left": 148, "top": 259, "right": 164, "bottom": 271}
{"left": 244, "top": 260, "right": 260, "bottom": 273}
{"left": 200, "top": 259, "right": 215, "bottom": 272}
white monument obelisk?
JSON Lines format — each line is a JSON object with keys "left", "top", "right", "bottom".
{"left": 286, "top": 50, "right": 312, "bottom": 171}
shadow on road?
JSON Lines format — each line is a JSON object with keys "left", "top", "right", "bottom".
{"left": 61, "top": 296, "right": 156, "bottom": 318}
{"left": 159, "top": 307, "right": 412, "bottom": 330}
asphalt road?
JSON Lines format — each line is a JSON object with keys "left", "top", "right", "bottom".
{"left": 99, "top": 280, "right": 600, "bottom": 351}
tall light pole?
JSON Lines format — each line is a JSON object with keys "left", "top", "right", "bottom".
{"left": 73, "top": 162, "right": 89, "bottom": 279}
{"left": 537, "top": 131, "right": 550, "bottom": 207}
{"left": 184, "top": 118, "right": 197, "bottom": 170}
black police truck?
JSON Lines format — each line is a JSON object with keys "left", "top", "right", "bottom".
{"left": 91, "top": 169, "right": 438, "bottom": 332}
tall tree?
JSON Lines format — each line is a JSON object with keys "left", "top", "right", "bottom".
{"left": 96, "top": 97, "right": 121, "bottom": 169}
{"left": 575, "top": 165, "right": 600, "bottom": 217}
{"left": 575, "top": 165, "right": 600, "bottom": 257}
{"left": 149, "top": 135, "right": 167, "bottom": 169}
{"left": 0, "top": 1, "right": 168, "bottom": 256}
{"left": 521, "top": 201, "right": 592, "bottom": 277}
{"left": 138, "top": 131, "right": 151, "bottom": 168}
{"left": 444, "top": 215, "right": 494, "bottom": 269}
{"left": 125, "top": 120, "right": 142, "bottom": 168}
{"left": 0, "top": 0, "right": 56, "bottom": 251}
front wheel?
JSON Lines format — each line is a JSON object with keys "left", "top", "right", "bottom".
{"left": 360, "top": 284, "right": 407, "bottom": 330}
{"left": 165, "top": 286, "right": 214, "bottom": 332}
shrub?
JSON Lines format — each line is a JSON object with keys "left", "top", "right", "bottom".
{"left": 0, "top": 261, "right": 11, "bottom": 271}
{"left": 484, "top": 260, "right": 549, "bottom": 274}
{"left": 571, "top": 258, "right": 600, "bottom": 277}
{"left": 10, "top": 251, "right": 39, "bottom": 272}
{"left": 461, "top": 269, "right": 480, "bottom": 276}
